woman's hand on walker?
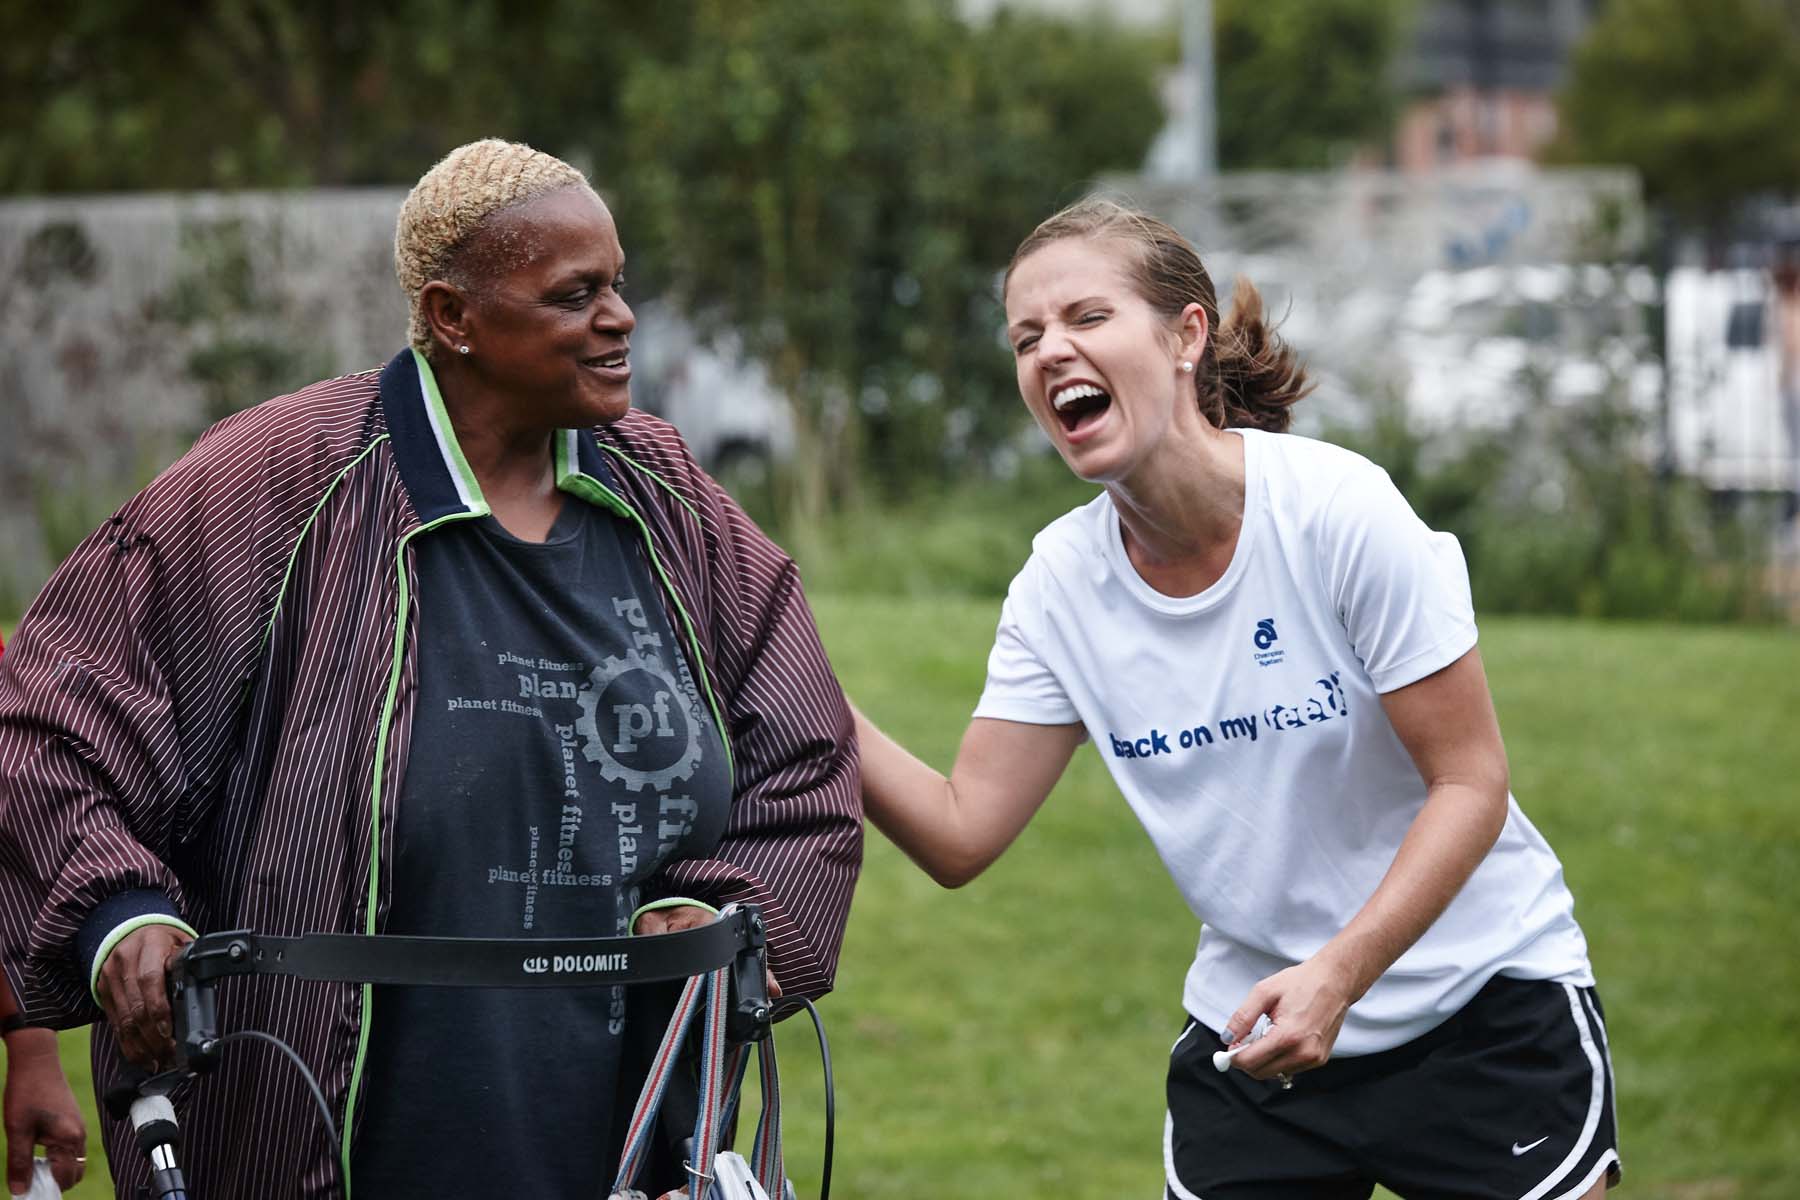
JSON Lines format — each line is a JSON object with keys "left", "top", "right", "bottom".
{"left": 96, "top": 923, "right": 193, "bottom": 1072}
{"left": 632, "top": 904, "right": 716, "bottom": 937}
{"left": 1220, "top": 956, "right": 1354, "bottom": 1083}
{"left": 633, "top": 905, "right": 781, "bottom": 999}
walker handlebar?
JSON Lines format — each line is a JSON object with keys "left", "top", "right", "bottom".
{"left": 165, "top": 904, "right": 772, "bottom": 1072}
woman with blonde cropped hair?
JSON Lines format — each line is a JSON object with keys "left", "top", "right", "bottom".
{"left": 0, "top": 139, "right": 861, "bottom": 1197}
{"left": 854, "top": 198, "right": 1619, "bottom": 1199}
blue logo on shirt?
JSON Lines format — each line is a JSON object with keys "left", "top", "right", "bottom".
{"left": 1252, "top": 618, "right": 1286, "bottom": 666}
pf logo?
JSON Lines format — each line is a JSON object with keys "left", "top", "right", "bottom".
{"left": 522, "top": 956, "right": 550, "bottom": 975}
{"left": 1253, "top": 619, "right": 1279, "bottom": 650}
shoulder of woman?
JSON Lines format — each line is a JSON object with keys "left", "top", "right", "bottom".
{"left": 185, "top": 366, "right": 379, "bottom": 463}
{"left": 594, "top": 409, "right": 706, "bottom": 491}
{"left": 592, "top": 412, "right": 755, "bottom": 564}
{"left": 1036, "top": 490, "right": 1109, "bottom": 550}
{"left": 1252, "top": 433, "right": 1405, "bottom": 526}
{"left": 126, "top": 368, "right": 387, "bottom": 533}
{"left": 1253, "top": 429, "right": 1375, "bottom": 483}
{"left": 1007, "top": 501, "right": 1099, "bottom": 598}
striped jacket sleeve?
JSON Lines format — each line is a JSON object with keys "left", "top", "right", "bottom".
{"left": 0, "top": 406, "right": 314, "bottom": 1022}
{"left": 618, "top": 424, "right": 863, "bottom": 1005}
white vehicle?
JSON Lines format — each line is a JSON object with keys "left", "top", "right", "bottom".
{"left": 627, "top": 301, "right": 794, "bottom": 489}
{"left": 1664, "top": 266, "right": 1793, "bottom": 494}
{"left": 1396, "top": 263, "right": 1662, "bottom": 437}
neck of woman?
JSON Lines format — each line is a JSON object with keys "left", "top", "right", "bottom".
{"left": 1108, "top": 423, "right": 1246, "bottom": 598}
{"left": 440, "top": 372, "right": 563, "bottom": 539}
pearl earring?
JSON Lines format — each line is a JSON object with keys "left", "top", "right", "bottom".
{"left": 458, "top": 345, "right": 471, "bottom": 356}
{"left": 1180, "top": 361, "right": 1194, "bottom": 374}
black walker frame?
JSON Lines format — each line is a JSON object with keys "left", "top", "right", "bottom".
{"left": 106, "top": 906, "right": 779, "bottom": 1199}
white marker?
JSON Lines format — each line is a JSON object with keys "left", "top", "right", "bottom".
{"left": 1211, "top": 1042, "right": 1253, "bottom": 1071}
{"left": 1212, "top": 1014, "right": 1274, "bottom": 1072}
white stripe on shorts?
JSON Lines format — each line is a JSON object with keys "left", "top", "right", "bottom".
{"left": 1520, "top": 984, "right": 1609, "bottom": 1200}
{"left": 1549, "top": 1150, "right": 1619, "bottom": 1200}
{"left": 1580, "top": 989, "right": 1622, "bottom": 1170}
{"left": 1164, "top": 1110, "right": 1206, "bottom": 1200}
{"left": 1165, "top": 1021, "right": 1207, "bottom": 1200}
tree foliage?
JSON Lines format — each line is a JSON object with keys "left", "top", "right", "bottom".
{"left": 1551, "top": 0, "right": 1800, "bottom": 223}
{"left": 1214, "top": 0, "right": 1417, "bottom": 169}
{"left": 0, "top": 0, "right": 687, "bottom": 190}
{"left": 612, "top": 0, "right": 1166, "bottom": 517}
{"left": 3, "top": 0, "right": 1165, "bottom": 517}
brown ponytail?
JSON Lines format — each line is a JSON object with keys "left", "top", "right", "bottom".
{"left": 1005, "top": 198, "right": 1313, "bottom": 432}
{"left": 1210, "top": 276, "right": 1313, "bottom": 432}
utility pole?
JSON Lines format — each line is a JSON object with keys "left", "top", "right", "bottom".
{"left": 1468, "top": 0, "right": 1495, "bottom": 156}
{"left": 1184, "top": 0, "right": 1218, "bottom": 183}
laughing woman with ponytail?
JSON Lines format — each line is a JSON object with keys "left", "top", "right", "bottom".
{"left": 853, "top": 199, "right": 1621, "bottom": 1200}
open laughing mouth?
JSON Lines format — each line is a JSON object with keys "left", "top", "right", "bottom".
{"left": 1049, "top": 381, "right": 1111, "bottom": 434}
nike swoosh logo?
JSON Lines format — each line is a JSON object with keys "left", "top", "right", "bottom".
{"left": 1511, "top": 1136, "right": 1550, "bottom": 1156}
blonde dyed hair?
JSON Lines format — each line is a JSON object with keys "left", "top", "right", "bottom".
{"left": 395, "top": 138, "right": 593, "bottom": 355}
{"left": 1005, "top": 198, "right": 1313, "bottom": 432}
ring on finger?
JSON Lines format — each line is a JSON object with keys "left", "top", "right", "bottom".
{"left": 1277, "top": 1072, "right": 1294, "bottom": 1089}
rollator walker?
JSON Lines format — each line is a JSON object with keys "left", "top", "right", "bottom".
{"left": 106, "top": 902, "right": 833, "bottom": 1200}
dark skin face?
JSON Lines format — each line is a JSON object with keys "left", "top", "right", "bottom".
{"left": 421, "top": 186, "right": 636, "bottom": 438}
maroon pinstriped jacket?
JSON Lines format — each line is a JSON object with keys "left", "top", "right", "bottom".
{"left": 0, "top": 350, "right": 862, "bottom": 1197}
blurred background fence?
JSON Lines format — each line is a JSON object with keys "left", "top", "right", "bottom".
{"left": 5, "top": 163, "right": 1793, "bottom": 620}
{"left": 3, "top": 0, "right": 1798, "bottom": 622}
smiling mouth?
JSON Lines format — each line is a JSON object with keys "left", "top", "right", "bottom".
{"left": 583, "top": 349, "right": 629, "bottom": 370}
{"left": 1050, "top": 382, "right": 1111, "bottom": 433}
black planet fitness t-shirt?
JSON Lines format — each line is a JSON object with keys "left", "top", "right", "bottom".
{"left": 352, "top": 499, "right": 731, "bottom": 1197}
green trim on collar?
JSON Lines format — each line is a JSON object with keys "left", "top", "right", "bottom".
{"left": 555, "top": 430, "right": 631, "bottom": 516}
{"left": 409, "top": 358, "right": 637, "bottom": 523}
{"left": 89, "top": 914, "right": 200, "bottom": 1005}
{"left": 409, "top": 348, "right": 490, "bottom": 516}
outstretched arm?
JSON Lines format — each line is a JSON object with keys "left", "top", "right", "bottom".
{"left": 852, "top": 704, "right": 1084, "bottom": 888}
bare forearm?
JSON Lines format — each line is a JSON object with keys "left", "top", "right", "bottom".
{"left": 850, "top": 704, "right": 1078, "bottom": 888}
{"left": 851, "top": 704, "right": 978, "bottom": 885}
{"left": 1318, "top": 779, "right": 1508, "bottom": 1000}
{"left": 1327, "top": 647, "right": 1514, "bottom": 999}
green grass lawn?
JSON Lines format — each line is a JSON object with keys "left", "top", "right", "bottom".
{"left": 15, "top": 606, "right": 1800, "bottom": 1196}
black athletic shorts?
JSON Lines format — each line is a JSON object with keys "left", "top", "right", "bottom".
{"left": 1164, "top": 975, "right": 1621, "bottom": 1200}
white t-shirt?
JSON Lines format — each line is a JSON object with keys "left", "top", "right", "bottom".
{"left": 974, "top": 429, "right": 1592, "bottom": 1055}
